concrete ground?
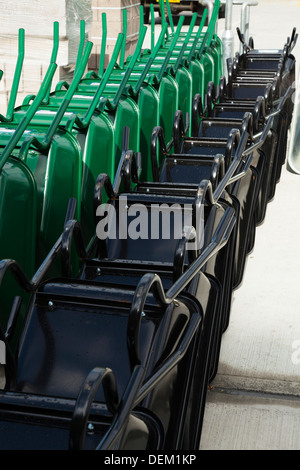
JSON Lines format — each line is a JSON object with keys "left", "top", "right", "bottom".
{"left": 200, "top": 0, "right": 300, "bottom": 450}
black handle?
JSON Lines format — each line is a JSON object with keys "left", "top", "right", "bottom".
{"left": 69, "top": 366, "right": 120, "bottom": 450}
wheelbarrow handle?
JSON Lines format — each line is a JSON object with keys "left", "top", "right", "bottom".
{"left": 94, "top": 174, "right": 116, "bottom": 212}
{"left": 173, "top": 226, "right": 199, "bottom": 283}
{"left": 287, "top": 27, "right": 298, "bottom": 53}
{"left": 173, "top": 13, "right": 198, "bottom": 73}
{"left": 97, "top": 365, "right": 146, "bottom": 450}
{"left": 42, "top": 21, "right": 60, "bottom": 105}
{"left": 127, "top": 269, "right": 202, "bottom": 377}
{"left": 206, "top": 0, "right": 221, "bottom": 47}
{"left": 241, "top": 112, "right": 254, "bottom": 139}
{"left": 0, "top": 61, "right": 57, "bottom": 171}
{"left": 127, "top": 207, "right": 235, "bottom": 375}
{"left": 211, "top": 153, "right": 226, "bottom": 189}
{"left": 173, "top": 109, "right": 189, "bottom": 153}
{"left": 61, "top": 219, "right": 87, "bottom": 278}
{"left": 150, "top": 125, "right": 168, "bottom": 182}
{"left": 0, "top": 28, "right": 25, "bottom": 122}
{"left": 192, "top": 94, "right": 204, "bottom": 136}
{"left": 213, "top": 130, "right": 249, "bottom": 202}
{"left": 263, "top": 84, "right": 294, "bottom": 126}
{"left": 156, "top": 17, "right": 185, "bottom": 83}
{"left": 18, "top": 39, "right": 93, "bottom": 160}
{"left": 134, "top": 307, "right": 201, "bottom": 406}
{"left": 206, "top": 80, "right": 217, "bottom": 117}
{"left": 69, "top": 366, "right": 121, "bottom": 450}
{"left": 121, "top": 150, "right": 141, "bottom": 192}
{"left": 236, "top": 27, "right": 245, "bottom": 46}
{"left": 68, "top": 33, "right": 124, "bottom": 132}
{"left": 253, "top": 96, "right": 266, "bottom": 132}
{"left": 0, "top": 197, "right": 77, "bottom": 297}
{"left": 225, "top": 128, "right": 241, "bottom": 170}
{"left": 188, "top": 8, "right": 208, "bottom": 63}
{"left": 133, "top": 22, "right": 169, "bottom": 95}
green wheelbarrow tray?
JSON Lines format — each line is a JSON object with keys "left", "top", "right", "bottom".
{"left": 0, "top": 64, "right": 83, "bottom": 327}
{"left": 153, "top": 4, "right": 222, "bottom": 90}
{"left": 13, "top": 34, "right": 141, "bottom": 160}
{"left": 79, "top": 21, "right": 180, "bottom": 156}
{"left": 158, "top": 0, "right": 223, "bottom": 82}
{"left": 10, "top": 23, "right": 145, "bottom": 165}
{"left": 13, "top": 91, "right": 140, "bottom": 177}
{"left": 100, "top": 17, "right": 196, "bottom": 145}
{"left": 6, "top": 35, "right": 142, "bottom": 239}
{"left": 105, "top": 12, "right": 206, "bottom": 144}
{"left": 0, "top": 39, "right": 122, "bottom": 321}
{"left": 125, "top": 13, "right": 205, "bottom": 137}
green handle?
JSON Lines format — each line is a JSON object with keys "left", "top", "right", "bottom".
{"left": 150, "top": 3, "right": 155, "bottom": 50}
{"left": 174, "top": 12, "right": 198, "bottom": 72}
{"left": 18, "top": 40, "right": 93, "bottom": 162}
{"left": 207, "top": 0, "right": 220, "bottom": 46}
{"left": 43, "top": 40, "right": 93, "bottom": 145}
{"left": 0, "top": 28, "right": 25, "bottom": 122}
{"left": 157, "top": 15, "right": 185, "bottom": 82}
{"left": 67, "top": 32, "right": 124, "bottom": 130}
{"left": 111, "top": 25, "right": 147, "bottom": 108}
{"left": 188, "top": 8, "right": 208, "bottom": 62}
{"left": 82, "top": 33, "right": 125, "bottom": 124}
{"left": 165, "top": 0, "right": 174, "bottom": 34}
{"left": 0, "top": 61, "right": 58, "bottom": 171}
{"left": 99, "top": 13, "right": 107, "bottom": 77}
{"left": 75, "top": 20, "right": 86, "bottom": 75}
{"left": 42, "top": 21, "right": 60, "bottom": 104}
{"left": 133, "top": 22, "right": 168, "bottom": 94}
{"left": 159, "top": 0, "right": 169, "bottom": 44}
{"left": 119, "top": 9, "right": 127, "bottom": 69}
{"left": 197, "top": 0, "right": 220, "bottom": 57}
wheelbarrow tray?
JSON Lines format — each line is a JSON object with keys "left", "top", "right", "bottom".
{"left": 0, "top": 391, "right": 163, "bottom": 450}
{"left": 0, "top": 271, "right": 202, "bottom": 449}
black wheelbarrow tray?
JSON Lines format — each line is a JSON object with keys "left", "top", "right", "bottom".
{"left": 167, "top": 109, "right": 261, "bottom": 290}
{"left": 235, "top": 26, "right": 297, "bottom": 74}
{"left": 86, "top": 149, "right": 236, "bottom": 376}
{"left": 0, "top": 182, "right": 236, "bottom": 450}
{"left": 149, "top": 113, "right": 239, "bottom": 328}
{"left": 198, "top": 80, "right": 294, "bottom": 217}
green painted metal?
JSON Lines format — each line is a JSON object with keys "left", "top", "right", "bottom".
{"left": 162, "top": 0, "right": 223, "bottom": 85}
{"left": 76, "top": 13, "right": 175, "bottom": 178}
{"left": 0, "top": 28, "right": 25, "bottom": 123}
{"left": 0, "top": 2, "right": 224, "bottom": 326}
{"left": 134, "top": 12, "right": 207, "bottom": 136}
{"left": 16, "top": 35, "right": 131, "bottom": 245}
{"left": 0, "top": 41, "right": 96, "bottom": 320}
{"left": 0, "top": 62, "right": 59, "bottom": 323}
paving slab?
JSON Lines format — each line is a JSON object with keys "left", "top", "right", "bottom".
{"left": 200, "top": 389, "right": 300, "bottom": 450}
{"left": 200, "top": 0, "right": 300, "bottom": 450}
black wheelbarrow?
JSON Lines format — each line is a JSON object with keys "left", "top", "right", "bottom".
{"left": 167, "top": 108, "right": 260, "bottom": 289}
{"left": 0, "top": 171, "right": 236, "bottom": 451}
{"left": 233, "top": 26, "right": 297, "bottom": 126}
{"left": 199, "top": 80, "right": 295, "bottom": 215}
